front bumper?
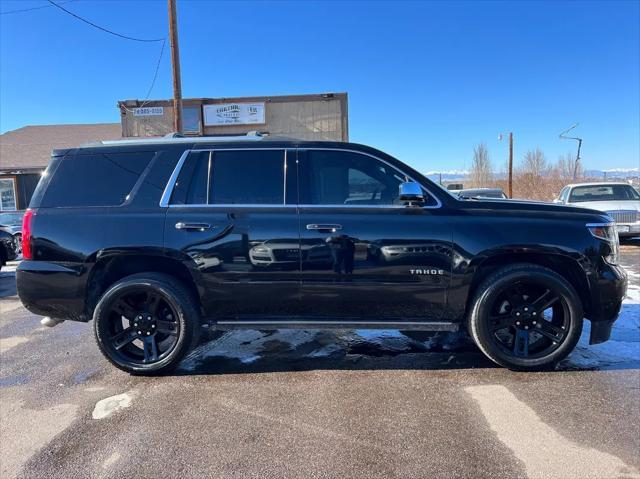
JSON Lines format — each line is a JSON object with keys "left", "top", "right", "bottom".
{"left": 586, "top": 262, "right": 627, "bottom": 344}
{"left": 615, "top": 222, "right": 640, "bottom": 237}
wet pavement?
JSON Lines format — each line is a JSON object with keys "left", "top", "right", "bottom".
{"left": 0, "top": 245, "right": 638, "bottom": 479}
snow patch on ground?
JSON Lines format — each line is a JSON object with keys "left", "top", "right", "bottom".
{"left": 564, "top": 260, "right": 640, "bottom": 370}
{"left": 92, "top": 391, "right": 137, "bottom": 420}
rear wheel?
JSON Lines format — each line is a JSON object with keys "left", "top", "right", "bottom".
{"left": 468, "top": 264, "right": 583, "bottom": 371}
{"left": 93, "top": 273, "right": 200, "bottom": 375}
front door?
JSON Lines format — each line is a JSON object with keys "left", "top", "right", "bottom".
{"left": 164, "top": 147, "right": 301, "bottom": 319}
{"left": 297, "top": 148, "right": 452, "bottom": 320}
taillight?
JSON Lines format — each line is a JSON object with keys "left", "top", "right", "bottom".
{"left": 22, "top": 209, "right": 35, "bottom": 260}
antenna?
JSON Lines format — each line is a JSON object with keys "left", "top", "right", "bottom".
{"left": 559, "top": 123, "right": 582, "bottom": 180}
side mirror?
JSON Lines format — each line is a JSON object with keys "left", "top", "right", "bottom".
{"left": 399, "top": 182, "right": 424, "bottom": 204}
{"left": 552, "top": 198, "right": 562, "bottom": 204}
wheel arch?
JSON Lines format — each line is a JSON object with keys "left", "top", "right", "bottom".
{"left": 465, "top": 251, "right": 591, "bottom": 319}
{"left": 86, "top": 252, "right": 202, "bottom": 319}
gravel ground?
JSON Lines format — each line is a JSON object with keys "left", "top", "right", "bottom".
{"left": 0, "top": 244, "right": 638, "bottom": 479}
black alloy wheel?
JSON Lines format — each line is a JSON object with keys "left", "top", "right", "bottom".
{"left": 487, "top": 281, "right": 569, "bottom": 359}
{"left": 469, "top": 264, "right": 583, "bottom": 370}
{"left": 94, "top": 273, "right": 200, "bottom": 375}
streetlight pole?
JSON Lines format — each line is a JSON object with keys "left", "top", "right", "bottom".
{"left": 168, "top": 0, "right": 183, "bottom": 134}
{"left": 559, "top": 123, "right": 583, "bottom": 181}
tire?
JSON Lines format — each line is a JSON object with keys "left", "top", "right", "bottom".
{"left": 468, "top": 263, "right": 583, "bottom": 371}
{"left": 93, "top": 272, "right": 201, "bottom": 375}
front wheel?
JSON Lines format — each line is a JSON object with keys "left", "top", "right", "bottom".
{"left": 93, "top": 273, "right": 200, "bottom": 375}
{"left": 468, "top": 264, "right": 583, "bottom": 371}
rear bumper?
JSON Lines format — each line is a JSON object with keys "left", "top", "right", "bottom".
{"left": 586, "top": 262, "right": 627, "bottom": 344}
{"left": 16, "top": 260, "right": 89, "bottom": 322}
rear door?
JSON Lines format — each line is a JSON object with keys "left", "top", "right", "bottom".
{"left": 297, "top": 148, "right": 452, "bottom": 320}
{"left": 164, "top": 147, "right": 301, "bottom": 318}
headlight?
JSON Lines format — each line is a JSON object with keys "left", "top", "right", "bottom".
{"left": 587, "top": 222, "right": 619, "bottom": 265}
{"left": 252, "top": 246, "right": 269, "bottom": 254}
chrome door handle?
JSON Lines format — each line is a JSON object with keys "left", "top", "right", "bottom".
{"left": 175, "top": 222, "right": 212, "bottom": 231}
{"left": 306, "top": 224, "right": 343, "bottom": 232}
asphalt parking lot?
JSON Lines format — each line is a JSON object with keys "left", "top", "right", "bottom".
{"left": 1, "top": 244, "right": 639, "bottom": 479}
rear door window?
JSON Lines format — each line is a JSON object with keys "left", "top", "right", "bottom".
{"left": 170, "top": 149, "right": 286, "bottom": 205}
{"left": 39, "top": 151, "right": 154, "bottom": 207}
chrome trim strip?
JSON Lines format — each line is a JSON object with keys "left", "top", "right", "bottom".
{"left": 206, "top": 151, "right": 213, "bottom": 205}
{"left": 283, "top": 149, "right": 287, "bottom": 205}
{"left": 166, "top": 204, "right": 422, "bottom": 209}
{"left": 215, "top": 320, "right": 460, "bottom": 331}
{"left": 586, "top": 222, "right": 615, "bottom": 227}
{"left": 159, "top": 149, "right": 191, "bottom": 207}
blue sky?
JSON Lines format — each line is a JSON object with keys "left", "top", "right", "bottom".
{"left": 1, "top": 0, "right": 639, "bottom": 172}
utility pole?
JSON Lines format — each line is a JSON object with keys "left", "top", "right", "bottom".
{"left": 168, "top": 0, "right": 183, "bottom": 134}
{"left": 508, "top": 132, "right": 513, "bottom": 199}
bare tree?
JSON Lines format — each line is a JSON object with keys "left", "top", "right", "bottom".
{"left": 470, "top": 143, "right": 493, "bottom": 187}
{"left": 555, "top": 152, "right": 583, "bottom": 180}
{"left": 521, "top": 147, "right": 549, "bottom": 177}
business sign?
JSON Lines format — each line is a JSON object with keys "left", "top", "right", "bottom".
{"left": 133, "top": 106, "right": 164, "bottom": 117}
{"left": 203, "top": 102, "right": 265, "bottom": 126}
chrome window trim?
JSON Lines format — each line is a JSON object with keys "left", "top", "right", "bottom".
{"left": 159, "top": 147, "right": 443, "bottom": 209}
{"left": 159, "top": 149, "right": 190, "bottom": 207}
{"left": 160, "top": 148, "right": 287, "bottom": 207}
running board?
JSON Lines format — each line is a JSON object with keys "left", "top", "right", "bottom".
{"left": 211, "top": 320, "right": 460, "bottom": 332}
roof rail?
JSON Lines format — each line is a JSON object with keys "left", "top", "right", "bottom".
{"left": 82, "top": 131, "right": 266, "bottom": 147}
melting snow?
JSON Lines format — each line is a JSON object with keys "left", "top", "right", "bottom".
{"left": 564, "top": 260, "right": 640, "bottom": 370}
{"left": 92, "top": 391, "right": 136, "bottom": 420}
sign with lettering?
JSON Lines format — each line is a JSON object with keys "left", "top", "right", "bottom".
{"left": 203, "top": 103, "right": 265, "bottom": 126}
{"left": 133, "top": 107, "right": 164, "bottom": 117}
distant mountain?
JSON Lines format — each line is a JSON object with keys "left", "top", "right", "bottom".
{"left": 584, "top": 168, "right": 639, "bottom": 179}
{"left": 423, "top": 167, "right": 639, "bottom": 183}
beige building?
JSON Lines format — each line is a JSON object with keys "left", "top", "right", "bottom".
{"left": 118, "top": 92, "right": 348, "bottom": 141}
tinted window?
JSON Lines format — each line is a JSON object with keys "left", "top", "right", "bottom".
{"left": 302, "top": 150, "right": 422, "bottom": 206}
{"left": 569, "top": 184, "right": 640, "bottom": 202}
{"left": 39, "top": 152, "right": 154, "bottom": 207}
{"left": 170, "top": 149, "right": 285, "bottom": 205}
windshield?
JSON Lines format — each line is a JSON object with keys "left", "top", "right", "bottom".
{"left": 434, "top": 182, "right": 460, "bottom": 198}
{"left": 569, "top": 184, "right": 640, "bottom": 203}
{"left": 0, "top": 212, "right": 23, "bottom": 225}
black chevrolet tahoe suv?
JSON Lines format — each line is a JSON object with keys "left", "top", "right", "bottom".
{"left": 16, "top": 135, "right": 627, "bottom": 374}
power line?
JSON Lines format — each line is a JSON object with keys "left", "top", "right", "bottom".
{"left": 127, "top": 37, "right": 167, "bottom": 110}
{"left": 46, "top": 0, "right": 165, "bottom": 42}
{"left": 0, "top": 0, "right": 76, "bottom": 15}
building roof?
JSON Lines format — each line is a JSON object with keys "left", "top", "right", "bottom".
{"left": 0, "top": 123, "right": 122, "bottom": 172}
